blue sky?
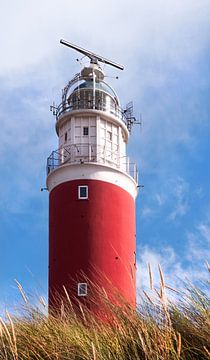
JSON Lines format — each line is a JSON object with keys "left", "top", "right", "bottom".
{"left": 0, "top": 0, "right": 209, "bottom": 310}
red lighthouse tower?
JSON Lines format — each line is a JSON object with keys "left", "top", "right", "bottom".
{"left": 47, "top": 40, "right": 138, "bottom": 310}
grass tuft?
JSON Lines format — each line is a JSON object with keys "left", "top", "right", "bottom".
{"left": 0, "top": 271, "right": 209, "bottom": 359}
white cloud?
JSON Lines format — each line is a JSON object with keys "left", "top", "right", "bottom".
{"left": 141, "top": 206, "right": 154, "bottom": 218}
{"left": 155, "top": 194, "right": 166, "bottom": 206}
{"left": 186, "top": 219, "right": 210, "bottom": 262}
{"left": 0, "top": 0, "right": 209, "bottom": 307}
{"left": 169, "top": 202, "right": 188, "bottom": 221}
{"left": 0, "top": 81, "right": 56, "bottom": 215}
{"left": 168, "top": 177, "right": 189, "bottom": 220}
{"left": 137, "top": 216, "right": 210, "bottom": 300}
{"left": 197, "top": 224, "right": 210, "bottom": 243}
{"left": 1, "top": 0, "right": 209, "bottom": 168}
{"left": 142, "top": 177, "right": 190, "bottom": 222}
{"left": 194, "top": 186, "right": 204, "bottom": 198}
{"left": 136, "top": 243, "right": 209, "bottom": 304}
{"left": 0, "top": 0, "right": 209, "bottom": 75}
{"left": 136, "top": 246, "right": 177, "bottom": 291}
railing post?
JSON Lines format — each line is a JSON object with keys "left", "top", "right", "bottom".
{"left": 88, "top": 144, "right": 92, "bottom": 161}
{"left": 61, "top": 148, "right": 64, "bottom": 164}
{"left": 52, "top": 152, "right": 54, "bottom": 170}
{"left": 136, "top": 165, "right": 138, "bottom": 184}
{"left": 134, "top": 164, "right": 136, "bottom": 182}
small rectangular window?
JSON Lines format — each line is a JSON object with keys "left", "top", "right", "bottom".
{"left": 78, "top": 283, "right": 87, "bottom": 296}
{"left": 83, "top": 127, "right": 89, "bottom": 136}
{"left": 78, "top": 185, "right": 88, "bottom": 199}
{"left": 107, "top": 131, "right": 112, "bottom": 141}
{"left": 64, "top": 132, "right": 67, "bottom": 142}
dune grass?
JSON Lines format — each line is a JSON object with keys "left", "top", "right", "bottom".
{"left": 0, "top": 269, "right": 209, "bottom": 359}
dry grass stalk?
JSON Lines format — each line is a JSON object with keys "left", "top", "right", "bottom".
{"left": 177, "top": 332, "right": 182, "bottom": 359}
{"left": 203, "top": 346, "right": 210, "bottom": 357}
{"left": 154, "top": 287, "right": 162, "bottom": 300}
{"left": 165, "top": 285, "right": 180, "bottom": 294}
{"left": 158, "top": 264, "right": 166, "bottom": 301}
{"left": 0, "top": 270, "right": 208, "bottom": 360}
{"left": 63, "top": 285, "right": 72, "bottom": 307}
{"left": 0, "top": 316, "right": 16, "bottom": 359}
{"left": 205, "top": 260, "right": 210, "bottom": 273}
{"left": 158, "top": 264, "right": 165, "bottom": 288}
{"left": 160, "top": 284, "right": 164, "bottom": 300}
{"left": 148, "top": 262, "right": 153, "bottom": 290}
{"left": 143, "top": 290, "right": 154, "bottom": 305}
{"left": 101, "top": 286, "right": 109, "bottom": 299}
{"left": 6, "top": 311, "right": 18, "bottom": 360}
{"left": 79, "top": 303, "right": 87, "bottom": 324}
{"left": 91, "top": 341, "right": 97, "bottom": 360}
{"left": 0, "top": 320, "right": 8, "bottom": 360}
{"left": 0, "top": 317, "right": 12, "bottom": 345}
{"left": 60, "top": 300, "right": 65, "bottom": 319}
{"left": 14, "top": 279, "right": 28, "bottom": 304}
{"left": 39, "top": 296, "right": 46, "bottom": 308}
{"left": 137, "top": 330, "right": 147, "bottom": 354}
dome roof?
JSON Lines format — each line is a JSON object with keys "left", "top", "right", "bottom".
{"left": 72, "top": 80, "right": 118, "bottom": 100}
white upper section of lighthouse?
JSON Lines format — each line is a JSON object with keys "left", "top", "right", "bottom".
{"left": 47, "top": 41, "right": 138, "bottom": 189}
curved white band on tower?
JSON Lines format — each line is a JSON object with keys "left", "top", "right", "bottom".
{"left": 47, "top": 163, "right": 138, "bottom": 200}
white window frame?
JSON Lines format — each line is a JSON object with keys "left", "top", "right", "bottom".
{"left": 83, "top": 126, "right": 89, "bottom": 136}
{"left": 78, "top": 283, "right": 87, "bottom": 296}
{"left": 78, "top": 185, "right": 88, "bottom": 199}
{"left": 107, "top": 130, "right": 112, "bottom": 141}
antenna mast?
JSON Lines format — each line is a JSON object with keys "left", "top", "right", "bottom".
{"left": 60, "top": 39, "right": 124, "bottom": 71}
{"left": 124, "top": 102, "right": 142, "bottom": 133}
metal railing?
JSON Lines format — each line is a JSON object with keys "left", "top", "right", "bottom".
{"left": 46, "top": 143, "right": 138, "bottom": 183}
{"left": 55, "top": 99, "right": 126, "bottom": 123}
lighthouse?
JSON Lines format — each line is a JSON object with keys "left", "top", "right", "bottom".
{"left": 47, "top": 40, "right": 138, "bottom": 310}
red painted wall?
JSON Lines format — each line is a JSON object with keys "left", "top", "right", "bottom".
{"left": 49, "top": 179, "right": 136, "bottom": 310}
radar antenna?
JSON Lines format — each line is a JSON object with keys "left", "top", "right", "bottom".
{"left": 60, "top": 39, "right": 124, "bottom": 71}
{"left": 124, "top": 102, "right": 142, "bottom": 133}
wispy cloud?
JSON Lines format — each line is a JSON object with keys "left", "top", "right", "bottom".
{"left": 0, "top": 0, "right": 209, "bottom": 306}
{"left": 197, "top": 224, "right": 210, "bottom": 243}
{"left": 155, "top": 194, "right": 166, "bottom": 206}
{"left": 139, "top": 176, "right": 190, "bottom": 223}
{"left": 137, "top": 216, "right": 210, "bottom": 296}
{"left": 186, "top": 216, "right": 210, "bottom": 263}
{"left": 1, "top": 1, "right": 210, "bottom": 75}
{"left": 136, "top": 243, "right": 209, "bottom": 302}
{"left": 141, "top": 207, "right": 154, "bottom": 219}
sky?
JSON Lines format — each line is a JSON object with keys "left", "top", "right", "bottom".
{"left": 0, "top": 0, "right": 210, "bottom": 310}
